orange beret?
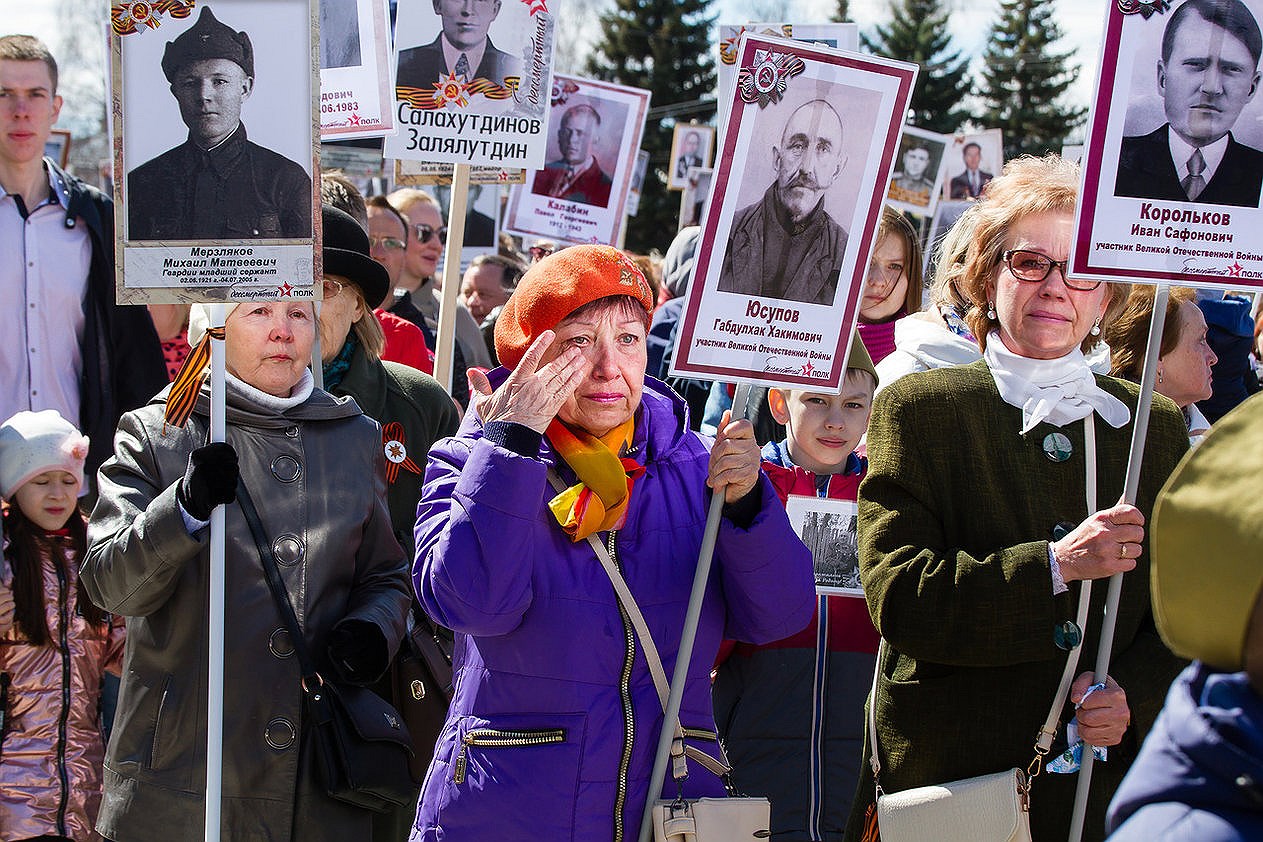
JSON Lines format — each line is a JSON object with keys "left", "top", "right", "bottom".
{"left": 494, "top": 245, "right": 655, "bottom": 369}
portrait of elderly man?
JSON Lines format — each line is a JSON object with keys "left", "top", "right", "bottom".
{"left": 717, "top": 98, "right": 849, "bottom": 305}
{"left": 127, "top": 7, "right": 313, "bottom": 240}
{"left": 396, "top": 0, "right": 519, "bottom": 90}
{"left": 1116, "top": 0, "right": 1263, "bottom": 207}
{"left": 890, "top": 143, "right": 935, "bottom": 203}
{"left": 531, "top": 104, "right": 614, "bottom": 207}
{"left": 675, "top": 129, "right": 704, "bottom": 180}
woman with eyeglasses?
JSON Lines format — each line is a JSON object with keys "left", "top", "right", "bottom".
{"left": 845, "top": 156, "right": 1189, "bottom": 842}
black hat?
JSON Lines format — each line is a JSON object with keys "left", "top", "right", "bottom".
{"left": 322, "top": 205, "right": 390, "bottom": 309}
{"left": 162, "top": 7, "right": 254, "bottom": 83}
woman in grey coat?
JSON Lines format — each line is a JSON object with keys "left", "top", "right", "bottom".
{"left": 83, "top": 299, "right": 412, "bottom": 841}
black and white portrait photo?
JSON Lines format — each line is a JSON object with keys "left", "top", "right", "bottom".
{"left": 320, "top": 0, "right": 361, "bottom": 69}
{"left": 785, "top": 496, "right": 863, "bottom": 595}
{"left": 123, "top": 3, "right": 315, "bottom": 241}
{"left": 678, "top": 166, "right": 713, "bottom": 230}
{"left": 395, "top": 0, "right": 520, "bottom": 93}
{"left": 668, "top": 124, "right": 715, "bottom": 190}
{"left": 887, "top": 125, "right": 948, "bottom": 215}
{"left": 715, "top": 92, "right": 876, "bottom": 306}
{"left": 1115, "top": 0, "right": 1263, "bottom": 207}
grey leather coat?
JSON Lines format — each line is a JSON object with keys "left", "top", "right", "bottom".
{"left": 83, "top": 379, "right": 412, "bottom": 842}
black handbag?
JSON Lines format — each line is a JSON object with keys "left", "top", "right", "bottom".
{"left": 391, "top": 608, "right": 454, "bottom": 781}
{"left": 236, "top": 480, "right": 416, "bottom": 813}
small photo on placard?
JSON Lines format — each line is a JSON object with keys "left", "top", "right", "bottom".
{"left": 668, "top": 124, "right": 716, "bottom": 191}
{"left": 784, "top": 495, "right": 864, "bottom": 597}
{"left": 942, "top": 129, "right": 1003, "bottom": 201}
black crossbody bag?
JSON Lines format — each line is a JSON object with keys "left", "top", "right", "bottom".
{"left": 236, "top": 479, "right": 416, "bottom": 813}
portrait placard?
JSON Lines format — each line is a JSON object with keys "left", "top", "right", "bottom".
{"left": 678, "top": 166, "right": 713, "bottom": 230}
{"left": 321, "top": 141, "right": 389, "bottom": 196}
{"left": 924, "top": 199, "right": 970, "bottom": 276}
{"left": 941, "top": 128, "right": 1003, "bottom": 201}
{"left": 784, "top": 496, "right": 864, "bottom": 597}
{"left": 717, "top": 23, "right": 860, "bottom": 126}
{"left": 112, "top": 0, "right": 319, "bottom": 305}
{"left": 668, "top": 124, "right": 716, "bottom": 190}
{"left": 669, "top": 34, "right": 917, "bottom": 393}
{"left": 1071, "top": 0, "right": 1263, "bottom": 289}
{"left": 431, "top": 182, "right": 502, "bottom": 273}
{"left": 382, "top": 0, "right": 555, "bottom": 169}
{"left": 503, "top": 74, "right": 652, "bottom": 247}
{"left": 626, "top": 149, "right": 650, "bottom": 216}
{"left": 319, "top": 0, "right": 395, "bottom": 139}
{"left": 886, "top": 125, "right": 949, "bottom": 216}
{"left": 394, "top": 158, "right": 526, "bottom": 185}
{"left": 44, "top": 129, "right": 71, "bottom": 168}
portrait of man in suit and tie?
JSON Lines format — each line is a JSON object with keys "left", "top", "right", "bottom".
{"left": 1115, "top": 0, "right": 1263, "bottom": 207}
{"left": 396, "top": 0, "right": 520, "bottom": 91}
{"left": 716, "top": 99, "right": 849, "bottom": 305}
{"left": 531, "top": 104, "right": 614, "bottom": 207}
{"left": 948, "top": 142, "right": 992, "bottom": 199}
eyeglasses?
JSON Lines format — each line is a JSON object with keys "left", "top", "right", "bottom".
{"left": 413, "top": 223, "right": 448, "bottom": 245}
{"left": 369, "top": 235, "right": 406, "bottom": 252}
{"left": 529, "top": 246, "right": 554, "bottom": 261}
{"left": 322, "top": 278, "right": 345, "bottom": 298}
{"left": 1002, "top": 250, "right": 1101, "bottom": 291}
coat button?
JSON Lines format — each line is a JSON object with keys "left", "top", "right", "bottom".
{"left": 265, "top": 718, "right": 296, "bottom": 750}
{"left": 272, "top": 534, "right": 304, "bottom": 567}
{"left": 410, "top": 679, "right": 426, "bottom": 700}
{"left": 270, "top": 455, "right": 302, "bottom": 483}
{"left": 269, "top": 628, "right": 294, "bottom": 658}
{"left": 285, "top": 426, "right": 300, "bottom": 438}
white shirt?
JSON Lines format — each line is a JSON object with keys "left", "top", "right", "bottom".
{"left": 439, "top": 34, "right": 487, "bottom": 79}
{"left": 1167, "top": 128, "right": 1230, "bottom": 189}
{"left": 0, "top": 160, "right": 90, "bottom": 426}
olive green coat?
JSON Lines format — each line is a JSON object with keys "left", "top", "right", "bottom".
{"left": 845, "top": 361, "right": 1188, "bottom": 842}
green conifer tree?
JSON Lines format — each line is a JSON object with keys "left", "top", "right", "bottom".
{"left": 585, "top": 0, "right": 716, "bottom": 253}
{"left": 862, "top": 0, "right": 971, "bottom": 133}
{"left": 978, "top": 0, "right": 1087, "bottom": 160}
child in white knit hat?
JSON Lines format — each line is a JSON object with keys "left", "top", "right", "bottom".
{"left": 0, "top": 409, "right": 125, "bottom": 841}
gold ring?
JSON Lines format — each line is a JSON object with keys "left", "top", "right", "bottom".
{"left": 1120, "top": 543, "right": 1127, "bottom": 559}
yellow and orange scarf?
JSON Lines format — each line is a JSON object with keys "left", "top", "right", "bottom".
{"left": 546, "top": 418, "right": 644, "bottom": 542}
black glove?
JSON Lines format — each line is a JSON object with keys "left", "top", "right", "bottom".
{"left": 327, "top": 620, "right": 389, "bottom": 685}
{"left": 177, "top": 442, "right": 239, "bottom": 521}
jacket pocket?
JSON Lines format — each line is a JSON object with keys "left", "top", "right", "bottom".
{"left": 148, "top": 674, "right": 173, "bottom": 770}
{"left": 431, "top": 712, "right": 585, "bottom": 841}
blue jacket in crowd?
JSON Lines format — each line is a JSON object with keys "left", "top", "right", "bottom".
{"left": 1107, "top": 662, "right": 1263, "bottom": 841}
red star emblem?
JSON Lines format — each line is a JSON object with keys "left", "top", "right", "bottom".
{"left": 800, "top": 361, "right": 814, "bottom": 376}
{"left": 1230, "top": 262, "right": 1243, "bottom": 277}
{"left": 498, "top": 170, "right": 511, "bottom": 182}
{"left": 277, "top": 282, "right": 294, "bottom": 296}
{"left": 523, "top": 0, "right": 548, "bottom": 13}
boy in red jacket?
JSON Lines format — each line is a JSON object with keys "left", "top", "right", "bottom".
{"left": 713, "top": 338, "right": 877, "bottom": 842}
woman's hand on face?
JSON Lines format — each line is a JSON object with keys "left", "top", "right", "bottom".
{"left": 1072, "top": 673, "right": 1130, "bottom": 747}
{"left": 708, "top": 410, "right": 761, "bottom": 504}
{"left": 1051, "top": 501, "right": 1145, "bottom": 583}
{"left": 468, "top": 331, "right": 591, "bottom": 434}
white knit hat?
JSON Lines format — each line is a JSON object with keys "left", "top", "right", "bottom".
{"left": 0, "top": 410, "right": 90, "bottom": 499}
{"left": 188, "top": 303, "right": 239, "bottom": 348}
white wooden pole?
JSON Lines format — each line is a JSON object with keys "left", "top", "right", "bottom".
{"left": 204, "top": 304, "right": 228, "bottom": 842}
{"left": 1066, "top": 283, "right": 1169, "bottom": 842}
{"left": 434, "top": 164, "right": 472, "bottom": 393}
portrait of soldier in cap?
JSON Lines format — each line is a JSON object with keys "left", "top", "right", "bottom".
{"left": 127, "top": 6, "right": 313, "bottom": 240}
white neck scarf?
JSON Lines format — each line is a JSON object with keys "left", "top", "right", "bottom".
{"left": 983, "top": 332, "right": 1130, "bottom": 434}
{"left": 226, "top": 369, "right": 314, "bottom": 412}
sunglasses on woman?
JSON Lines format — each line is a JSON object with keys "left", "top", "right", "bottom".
{"left": 414, "top": 223, "right": 449, "bottom": 245}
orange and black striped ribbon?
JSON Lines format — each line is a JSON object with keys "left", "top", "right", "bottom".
{"left": 164, "top": 326, "right": 225, "bottom": 429}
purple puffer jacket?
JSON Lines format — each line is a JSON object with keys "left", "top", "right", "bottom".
{"left": 409, "top": 376, "right": 815, "bottom": 842}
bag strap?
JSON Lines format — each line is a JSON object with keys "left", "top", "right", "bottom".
{"left": 545, "top": 469, "right": 730, "bottom": 782}
{"left": 236, "top": 478, "right": 324, "bottom": 690}
{"left": 867, "top": 417, "right": 1100, "bottom": 793}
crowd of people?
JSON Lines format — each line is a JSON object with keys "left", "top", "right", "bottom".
{"left": 4, "top": 24, "right": 1263, "bottom": 842}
